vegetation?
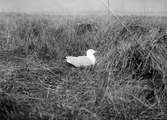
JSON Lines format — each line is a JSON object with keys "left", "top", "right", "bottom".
{"left": 0, "top": 13, "right": 167, "bottom": 120}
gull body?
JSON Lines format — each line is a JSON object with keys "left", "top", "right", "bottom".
{"left": 65, "top": 49, "right": 96, "bottom": 67}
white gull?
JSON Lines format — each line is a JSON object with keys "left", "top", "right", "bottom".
{"left": 65, "top": 49, "right": 96, "bottom": 67}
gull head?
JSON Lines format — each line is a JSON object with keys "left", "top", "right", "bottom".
{"left": 86, "top": 49, "right": 96, "bottom": 65}
{"left": 86, "top": 49, "right": 96, "bottom": 56}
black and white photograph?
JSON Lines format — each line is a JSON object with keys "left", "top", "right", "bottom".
{"left": 0, "top": 0, "right": 167, "bottom": 120}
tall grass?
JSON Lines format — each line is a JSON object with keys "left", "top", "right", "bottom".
{"left": 0, "top": 13, "right": 167, "bottom": 120}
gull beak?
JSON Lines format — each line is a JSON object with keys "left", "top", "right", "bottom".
{"left": 94, "top": 51, "right": 98, "bottom": 55}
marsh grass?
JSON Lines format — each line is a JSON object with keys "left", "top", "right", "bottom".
{"left": 0, "top": 13, "right": 167, "bottom": 120}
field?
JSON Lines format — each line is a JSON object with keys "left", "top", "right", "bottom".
{"left": 0, "top": 13, "right": 167, "bottom": 120}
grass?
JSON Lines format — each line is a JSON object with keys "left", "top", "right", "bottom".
{"left": 0, "top": 12, "right": 167, "bottom": 120}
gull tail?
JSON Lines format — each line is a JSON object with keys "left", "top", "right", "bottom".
{"left": 64, "top": 56, "right": 77, "bottom": 67}
{"left": 64, "top": 56, "right": 67, "bottom": 60}
{"left": 64, "top": 56, "right": 71, "bottom": 62}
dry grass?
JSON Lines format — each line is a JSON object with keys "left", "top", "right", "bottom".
{"left": 0, "top": 13, "right": 167, "bottom": 120}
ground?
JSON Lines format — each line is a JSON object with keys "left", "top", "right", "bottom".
{"left": 0, "top": 13, "right": 167, "bottom": 120}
